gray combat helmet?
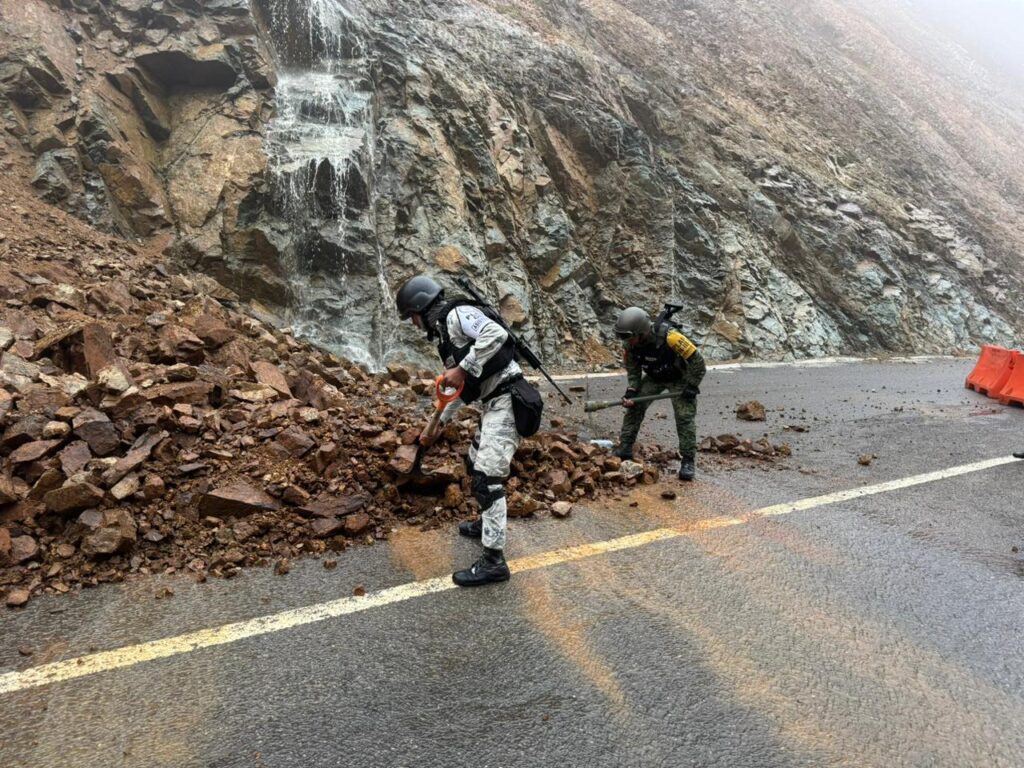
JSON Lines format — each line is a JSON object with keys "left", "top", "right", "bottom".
{"left": 396, "top": 275, "right": 444, "bottom": 319}
{"left": 614, "top": 307, "right": 652, "bottom": 339}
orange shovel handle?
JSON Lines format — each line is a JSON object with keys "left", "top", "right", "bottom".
{"left": 435, "top": 375, "right": 464, "bottom": 409}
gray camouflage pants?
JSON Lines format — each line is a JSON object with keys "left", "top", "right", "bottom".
{"left": 467, "top": 393, "right": 520, "bottom": 551}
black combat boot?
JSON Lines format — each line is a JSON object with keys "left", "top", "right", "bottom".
{"left": 677, "top": 457, "right": 695, "bottom": 482}
{"left": 613, "top": 444, "right": 634, "bottom": 461}
{"left": 1014, "top": 451, "right": 1024, "bottom": 459}
{"left": 458, "top": 518, "right": 482, "bottom": 538}
{"left": 452, "top": 547, "right": 510, "bottom": 587}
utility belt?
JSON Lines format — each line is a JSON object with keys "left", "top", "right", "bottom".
{"left": 482, "top": 374, "right": 544, "bottom": 437}
{"left": 643, "top": 365, "right": 683, "bottom": 384}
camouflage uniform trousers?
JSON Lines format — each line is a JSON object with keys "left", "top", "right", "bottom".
{"left": 618, "top": 377, "right": 698, "bottom": 458}
{"left": 467, "top": 393, "right": 521, "bottom": 551}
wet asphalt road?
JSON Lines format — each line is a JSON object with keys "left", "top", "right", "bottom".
{"left": 3, "top": 357, "right": 1024, "bottom": 768}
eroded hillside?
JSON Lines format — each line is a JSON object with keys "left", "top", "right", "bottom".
{"left": 2, "top": 0, "right": 1022, "bottom": 367}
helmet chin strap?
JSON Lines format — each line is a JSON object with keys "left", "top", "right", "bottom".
{"left": 423, "top": 300, "right": 444, "bottom": 341}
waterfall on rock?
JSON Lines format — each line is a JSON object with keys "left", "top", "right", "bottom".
{"left": 261, "top": 0, "right": 397, "bottom": 370}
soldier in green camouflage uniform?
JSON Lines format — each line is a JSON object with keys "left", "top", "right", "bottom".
{"left": 613, "top": 307, "right": 707, "bottom": 480}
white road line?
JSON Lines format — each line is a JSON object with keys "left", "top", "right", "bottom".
{"left": 1, "top": 454, "right": 1017, "bottom": 696}
{"left": 549, "top": 355, "right": 962, "bottom": 381}
{"left": 754, "top": 455, "right": 1018, "bottom": 517}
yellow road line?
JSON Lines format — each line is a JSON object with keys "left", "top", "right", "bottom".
{"left": 1, "top": 455, "right": 1018, "bottom": 696}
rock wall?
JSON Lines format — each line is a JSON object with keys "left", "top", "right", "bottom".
{"left": 0, "top": 0, "right": 279, "bottom": 299}
{"left": 3, "top": 0, "right": 1023, "bottom": 368}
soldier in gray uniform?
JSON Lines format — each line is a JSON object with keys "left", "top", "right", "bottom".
{"left": 396, "top": 275, "right": 522, "bottom": 587}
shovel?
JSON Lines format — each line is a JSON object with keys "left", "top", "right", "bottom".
{"left": 391, "top": 376, "right": 463, "bottom": 484}
{"left": 584, "top": 391, "right": 684, "bottom": 413}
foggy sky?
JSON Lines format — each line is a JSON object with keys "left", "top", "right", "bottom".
{"left": 907, "top": 0, "right": 1024, "bottom": 84}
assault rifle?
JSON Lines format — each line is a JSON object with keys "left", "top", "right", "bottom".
{"left": 453, "top": 276, "right": 573, "bottom": 405}
{"left": 655, "top": 301, "right": 686, "bottom": 328}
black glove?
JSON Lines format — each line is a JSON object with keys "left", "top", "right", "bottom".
{"left": 682, "top": 384, "right": 700, "bottom": 400}
{"left": 624, "top": 388, "right": 639, "bottom": 399}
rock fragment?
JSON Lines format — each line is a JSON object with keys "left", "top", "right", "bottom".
{"left": 389, "top": 444, "right": 420, "bottom": 475}
{"left": 9, "top": 439, "right": 63, "bottom": 464}
{"left": 82, "top": 323, "right": 133, "bottom": 393}
{"left": 275, "top": 426, "right": 315, "bottom": 457}
{"left": 736, "top": 401, "right": 767, "bottom": 421}
{"left": 1, "top": 474, "right": 22, "bottom": 505}
{"left": 251, "top": 361, "right": 291, "bottom": 397}
{"left": 72, "top": 409, "right": 120, "bottom": 456}
{"left": 199, "top": 483, "right": 280, "bottom": 517}
{"left": 59, "top": 441, "right": 93, "bottom": 476}
{"left": 100, "top": 430, "right": 168, "bottom": 487}
{"left": 82, "top": 510, "right": 137, "bottom": 556}
{"left": 551, "top": 501, "right": 573, "bottom": 518}
{"left": 110, "top": 474, "right": 141, "bottom": 501}
{"left": 311, "top": 517, "right": 345, "bottom": 538}
{"left": 11, "top": 535, "right": 39, "bottom": 563}
{"left": 43, "top": 482, "right": 105, "bottom": 515}
{"left": 342, "top": 512, "right": 371, "bottom": 537}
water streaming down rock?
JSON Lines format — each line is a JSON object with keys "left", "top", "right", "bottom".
{"left": 8, "top": 0, "right": 1020, "bottom": 365}
{"left": 261, "top": 0, "right": 398, "bottom": 369}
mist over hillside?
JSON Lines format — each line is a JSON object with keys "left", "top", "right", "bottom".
{"left": 907, "top": 0, "right": 1024, "bottom": 85}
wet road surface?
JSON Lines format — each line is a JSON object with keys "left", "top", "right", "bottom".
{"left": 3, "top": 357, "right": 1024, "bottom": 767}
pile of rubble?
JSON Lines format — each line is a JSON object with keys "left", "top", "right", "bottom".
{"left": 699, "top": 434, "right": 792, "bottom": 461}
{"left": 0, "top": 208, "right": 658, "bottom": 608}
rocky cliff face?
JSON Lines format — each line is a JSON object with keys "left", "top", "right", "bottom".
{"left": 3, "top": 0, "right": 1022, "bottom": 368}
{"left": 0, "top": 0, "right": 279, "bottom": 299}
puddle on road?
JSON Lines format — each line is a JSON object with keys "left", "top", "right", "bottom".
{"left": 589, "top": 482, "right": 751, "bottom": 531}
{"left": 387, "top": 526, "right": 457, "bottom": 581}
{"left": 519, "top": 573, "right": 628, "bottom": 712}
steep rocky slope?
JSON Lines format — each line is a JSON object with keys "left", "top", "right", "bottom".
{"left": 2, "top": 0, "right": 1022, "bottom": 368}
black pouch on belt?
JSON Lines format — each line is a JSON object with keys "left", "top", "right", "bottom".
{"left": 484, "top": 375, "right": 544, "bottom": 437}
{"left": 509, "top": 377, "right": 544, "bottom": 437}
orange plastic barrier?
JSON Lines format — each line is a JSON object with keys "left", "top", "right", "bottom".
{"left": 965, "top": 345, "right": 1013, "bottom": 395}
{"left": 997, "top": 351, "right": 1024, "bottom": 406}
{"left": 985, "top": 350, "right": 1016, "bottom": 400}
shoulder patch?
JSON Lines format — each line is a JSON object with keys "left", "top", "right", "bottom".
{"left": 452, "top": 305, "right": 491, "bottom": 339}
{"left": 666, "top": 329, "right": 697, "bottom": 360}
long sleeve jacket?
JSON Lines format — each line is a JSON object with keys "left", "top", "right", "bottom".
{"left": 439, "top": 305, "right": 522, "bottom": 422}
{"left": 625, "top": 327, "right": 706, "bottom": 393}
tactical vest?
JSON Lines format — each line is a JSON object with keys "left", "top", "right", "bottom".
{"left": 633, "top": 322, "right": 690, "bottom": 383}
{"left": 429, "top": 298, "right": 516, "bottom": 404}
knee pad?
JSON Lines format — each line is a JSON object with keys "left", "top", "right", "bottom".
{"left": 471, "top": 471, "right": 505, "bottom": 508}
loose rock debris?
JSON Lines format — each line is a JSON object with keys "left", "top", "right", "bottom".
{"left": 735, "top": 401, "right": 767, "bottom": 422}
{"left": 0, "top": 222, "right": 683, "bottom": 607}
{"left": 699, "top": 434, "right": 792, "bottom": 460}
{"left": 0, "top": 178, "right": 797, "bottom": 608}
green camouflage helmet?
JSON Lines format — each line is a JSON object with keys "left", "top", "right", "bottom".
{"left": 614, "top": 307, "right": 652, "bottom": 339}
